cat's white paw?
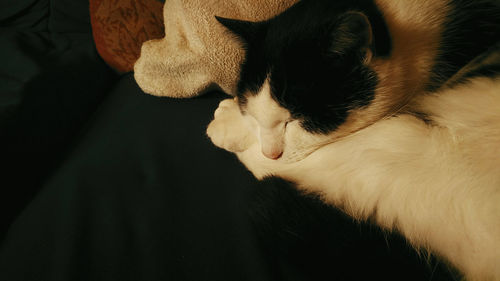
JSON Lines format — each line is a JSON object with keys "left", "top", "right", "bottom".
{"left": 207, "top": 98, "right": 257, "bottom": 152}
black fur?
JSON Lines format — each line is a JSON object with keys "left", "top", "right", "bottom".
{"left": 459, "top": 44, "right": 500, "bottom": 81}
{"left": 218, "top": 0, "right": 500, "bottom": 132}
{"left": 445, "top": 43, "right": 500, "bottom": 88}
{"left": 428, "top": 0, "right": 500, "bottom": 90}
{"left": 217, "top": 0, "right": 391, "bottom": 134}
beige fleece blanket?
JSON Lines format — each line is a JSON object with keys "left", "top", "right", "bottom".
{"left": 133, "top": 0, "right": 298, "bottom": 98}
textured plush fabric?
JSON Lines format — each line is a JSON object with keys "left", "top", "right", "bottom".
{"left": 133, "top": 0, "right": 299, "bottom": 98}
{"left": 90, "top": 0, "right": 165, "bottom": 73}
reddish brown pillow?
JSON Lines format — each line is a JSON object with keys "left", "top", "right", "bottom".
{"left": 89, "top": 0, "right": 165, "bottom": 73}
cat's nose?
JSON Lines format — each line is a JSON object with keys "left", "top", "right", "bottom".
{"left": 259, "top": 128, "right": 284, "bottom": 160}
{"left": 262, "top": 149, "right": 283, "bottom": 160}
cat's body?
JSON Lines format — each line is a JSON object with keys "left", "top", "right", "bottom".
{"left": 234, "top": 73, "right": 500, "bottom": 281}
{"left": 207, "top": 0, "right": 500, "bottom": 280}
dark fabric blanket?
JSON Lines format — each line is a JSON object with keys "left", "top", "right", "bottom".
{"left": 0, "top": 1, "right": 457, "bottom": 280}
{"left": 0, "top": 0, "right": 117, "bottom": 237}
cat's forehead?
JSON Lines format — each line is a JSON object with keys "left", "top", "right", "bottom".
{"left": 243, "top": 77, "right": 291, "bottom": 128}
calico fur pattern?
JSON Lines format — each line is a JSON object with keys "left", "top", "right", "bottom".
{"left": 207, "top": 0, "right": 500, "bottom": 280}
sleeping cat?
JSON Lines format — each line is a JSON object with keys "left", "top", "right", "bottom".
{"left": 206, "top": 0, "right": 500, "bottom": 280}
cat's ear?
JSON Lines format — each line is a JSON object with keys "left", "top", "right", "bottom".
{"left": 215, "top": 16, "right": 266, "bottom": 45}
{"left": 329, "top": 12, "right": 373, "bottom": 63}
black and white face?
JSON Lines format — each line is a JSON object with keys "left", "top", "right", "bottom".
{"left": 217, "top": 0, "right": 390, "bottom": 162}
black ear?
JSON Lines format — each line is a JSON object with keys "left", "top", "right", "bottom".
{"left": 329, "top": 12, "right": 373, "bottom": 61}
{"left": 215, "top": 16, "right": 265, "bottom": 44}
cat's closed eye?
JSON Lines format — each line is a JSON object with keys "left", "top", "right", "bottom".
{"left": 284, "top": 120, "right": 291, "bottom": 128}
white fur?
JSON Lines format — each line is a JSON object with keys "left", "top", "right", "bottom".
{"left": 207, "top": 77, "right": 500, "bottom": 281}
{"left": 245, "top": 79, "right": 291, "bottom": 159}
{"left": 206, "top": 98, "right": 256, "bottom": 152}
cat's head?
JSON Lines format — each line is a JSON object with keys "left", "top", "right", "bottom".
{"left": 216, "top": 0, "right": 393, "bottom": 162}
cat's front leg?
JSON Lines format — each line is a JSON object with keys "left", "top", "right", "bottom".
{"left": 207, "top": 98, "right": 293, "bottom": 179}
{"left": 207, "top": 98, "right": 257, "bottom": 153}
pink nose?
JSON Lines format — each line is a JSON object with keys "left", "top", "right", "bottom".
{"left": 262, "top": 149, "right": 283, "bottom": 160}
